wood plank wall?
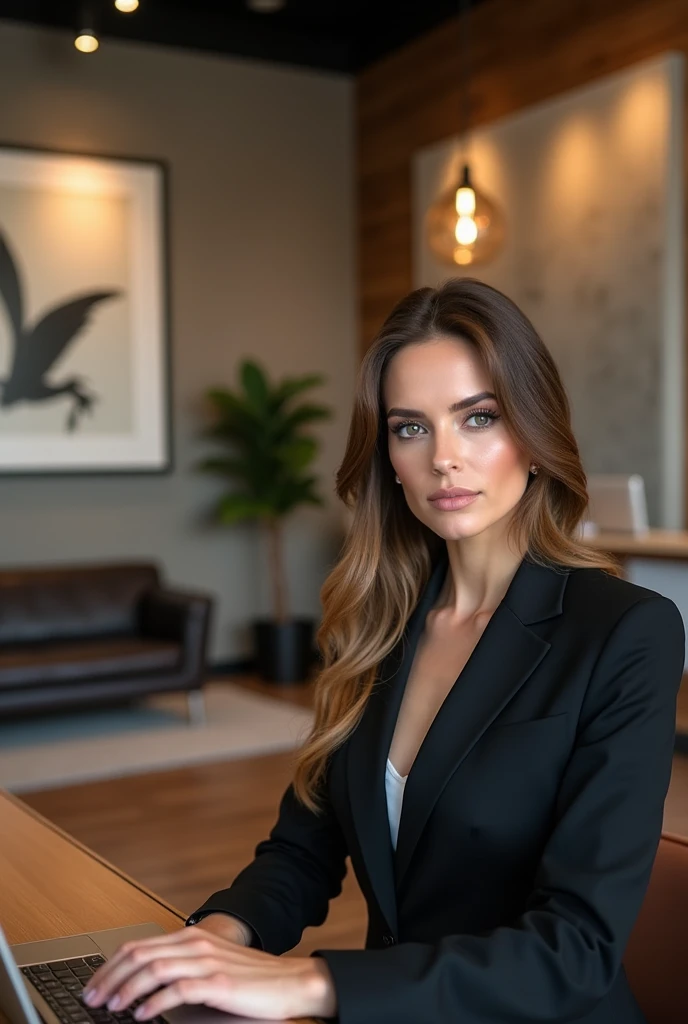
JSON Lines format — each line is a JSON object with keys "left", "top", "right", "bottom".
{"left": 357, "top": 0, "right": 688, "bottom": 345}
{"left": 357, "top": 0, "right": 688, "bottom": 519}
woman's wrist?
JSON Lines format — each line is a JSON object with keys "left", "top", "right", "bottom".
{"left": 303, "top": 958, "right": 337, "bottom": 1019}
{"left": 191, "top": 912, "right": 253, "bottom": 946}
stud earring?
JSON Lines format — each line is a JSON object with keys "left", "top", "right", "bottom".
{"left": 530, "top": 465, "right": 539, "bottom": 475}
{"left": 395, "top": 474, "right": 401, "bottom": 484}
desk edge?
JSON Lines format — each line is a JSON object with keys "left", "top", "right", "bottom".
{"left": 0, "top": 790, "right": 186, "bottom": 925}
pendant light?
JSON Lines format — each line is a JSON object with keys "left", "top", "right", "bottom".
{"left": 114, "top": 0, "right": 140, "bottom": 11}
{"left": 425, "top": 0, "right": 505, "bottom": 267}
{"left": 75, "top": 2, "right": 99, "bottom": 52}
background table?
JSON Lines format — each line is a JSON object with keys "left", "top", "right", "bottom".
{"left": 584, "top": 528, "right": 688, "bottom": 564}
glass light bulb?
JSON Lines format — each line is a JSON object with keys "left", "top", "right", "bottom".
{"left": 115, "top": 0, "right": 139, "bottom": 11}
{"left": 455, "top": 186, "right": 476, "bottom": 217}
{"left": 425, "top": 166, "right": 506, "bottom": 268}
{"left": 75, "top": 32, "right": 99, "bottom": 52}
{"left": 455, "top": 215, "right": 478, "bottom": 245}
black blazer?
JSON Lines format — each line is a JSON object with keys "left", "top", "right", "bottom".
{"left": 187, "top": 548, "right": 686, "bottom": 1024}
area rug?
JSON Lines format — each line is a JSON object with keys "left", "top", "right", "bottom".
{"left": 0, "top": 682, "right": 314, "bottom": 793}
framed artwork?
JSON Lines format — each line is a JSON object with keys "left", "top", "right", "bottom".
{"left": 0, "top": 143, "right": 171, "bottom": 474}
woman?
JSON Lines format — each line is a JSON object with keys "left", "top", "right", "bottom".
{"left": 83, "top": 279, "right": 685, "bottom": 1023}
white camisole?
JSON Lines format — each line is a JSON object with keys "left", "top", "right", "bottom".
{"left": 385, "top": 758, "right": 408, "bottom": 850}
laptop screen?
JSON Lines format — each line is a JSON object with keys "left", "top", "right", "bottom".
{"left": 0, "top": 924, "right": 43, "bottom": 1024}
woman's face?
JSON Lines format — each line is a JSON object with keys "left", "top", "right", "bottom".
{"left": 383, "top": 335, "right": 532, "bottom": 542}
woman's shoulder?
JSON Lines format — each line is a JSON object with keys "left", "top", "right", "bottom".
{"left": 563, "top": 563, "right": 683, "bottom": 633}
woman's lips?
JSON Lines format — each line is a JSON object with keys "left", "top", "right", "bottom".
{"left": 428, "top": 493, "right": 479, "bottom": 511}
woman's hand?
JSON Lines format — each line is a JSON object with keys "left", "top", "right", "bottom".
{"left": 80, "top": 925, "right": 337, "bottom": 1021}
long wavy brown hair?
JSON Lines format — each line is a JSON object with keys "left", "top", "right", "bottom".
{"left": 292, "top": 277, "right": 622, "bottom": 812}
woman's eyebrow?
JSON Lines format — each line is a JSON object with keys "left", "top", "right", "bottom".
{"left": 386, "top": 390, "right": 496, "bottom": 419}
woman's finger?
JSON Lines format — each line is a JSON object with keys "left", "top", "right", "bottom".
{"left": 131, "top": 973, "right": 287, "bottom": 1022}
{"left": 86, "top": 930, "right": 195, "bottom": 994}
{"left": 103, "top": 956, "right": 221, "bottom": 1012}
{"left": 84, "top": 935, "right": 220, "bottom": 1007}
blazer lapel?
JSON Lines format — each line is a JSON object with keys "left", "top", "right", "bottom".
{"left": 346, "top": 546, "right": 571, "bottom": 931}
{"left": 395, "top": 550, "right": 571, "bottom": 888}
{"left": 346, "top": 550, "right": 449, "bottom": 936}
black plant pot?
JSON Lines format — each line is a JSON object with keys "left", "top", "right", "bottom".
{"left": 253, "top": 617, "right": 316, "bottom": 684}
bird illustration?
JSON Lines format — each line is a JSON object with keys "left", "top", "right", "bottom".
{"left": 0, "top": 230, "right": 121, "bottom": 432}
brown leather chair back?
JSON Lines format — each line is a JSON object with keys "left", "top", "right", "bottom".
{"left": 623, "top": 831, "right": 688, "bottom": 1024}
{"left": 0, "top": 563, "right": 160, "bottom": 645}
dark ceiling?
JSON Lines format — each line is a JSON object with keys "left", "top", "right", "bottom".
{"left": 0, "top": 0, "right": 468, "bottom": 73}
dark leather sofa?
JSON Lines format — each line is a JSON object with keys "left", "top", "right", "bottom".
{"left": 0, "top": 562, "right": 213, "bottom": 721}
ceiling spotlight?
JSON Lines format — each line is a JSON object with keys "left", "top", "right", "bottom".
{"left": 114, "top": 0, "right": 139, "bottom": 11}
{"left": 74, "top": 29, "right": 99, "bottom": 52}
{"left": 75, "top": 4, "right": 99, "bottom": 52}
{"left": 246, "top": 0, "right": 286, "bottom": 11}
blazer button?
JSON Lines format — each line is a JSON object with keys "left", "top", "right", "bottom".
{"left": 382, "top": 934, "right": 395, "bottom": 946}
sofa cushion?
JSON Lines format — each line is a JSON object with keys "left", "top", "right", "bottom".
{"left": 0, "top": 564, "right": 160, "bottom": 645}
{"left": 0, "top": 637, "right": 182, "bottom": 690}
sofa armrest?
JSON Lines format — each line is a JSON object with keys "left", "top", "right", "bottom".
{"left": 140, "top": 587, "right": 213, "bottom": 677}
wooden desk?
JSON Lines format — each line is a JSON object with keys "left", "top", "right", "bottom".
{"left": 0, "top": 790, "right": 311, "bottom": 1024}
{"left": 0, "top": 789, "right": 185, "bottom": 945}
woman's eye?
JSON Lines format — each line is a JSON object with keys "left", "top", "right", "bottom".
{"left": 392, "top": 410, "right": 497, "bottom": 439}
{"left": 467, "top": 412, "right": 492, "bottom": 428}
{"left": 394, "top": 422, "right": 424, "bottom": 438}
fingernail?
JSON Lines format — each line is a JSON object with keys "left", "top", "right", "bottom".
{"left": 107, "top": 996, "right": 121, "bottom": 1010}
{"left": 83, "top": 990, "right": 97, "bottom": 1005}
{"left": 133, "top": 1008, "right": 144, "bottom": 1020}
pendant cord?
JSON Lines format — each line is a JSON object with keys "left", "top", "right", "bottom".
{"left": 459, "top": 0, "right": 473, "bottom": 168}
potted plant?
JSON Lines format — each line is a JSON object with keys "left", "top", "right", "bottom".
{"left": 198, "top": 359, "right": 332, "bottom": 683}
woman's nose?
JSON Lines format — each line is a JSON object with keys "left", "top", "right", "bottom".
{"left": 432, "top": 441, "right": 462, "bottom": 475}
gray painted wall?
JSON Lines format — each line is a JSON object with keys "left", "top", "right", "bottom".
{"left": 0, "top": 20, "right": 356, "bottom": 661}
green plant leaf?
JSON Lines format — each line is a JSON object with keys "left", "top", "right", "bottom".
{"left": 206, "top": 388, "right": 255, "bottom": 421}
{"left": 240, "top": 360, "right": 270, "bottom": 412}
{"left": 199, "top": 363, "right": 332, "bottom": 524}
{"left": 275, "top": 404, "right": 332, "bottom": 439}
{"left": 271, "top": 475, "right": 324, "bottom": 513}
{"left": 275, "top": 436, "right": 319, "bottom": 471}
{"left": 197, "top": 456, "right": 251, "bottom": 480}
{"left": 268, "top": 374, "right": 326, "bottom": 412}
{"left": 217, "top": 494, "right": 273, "bottom": 523}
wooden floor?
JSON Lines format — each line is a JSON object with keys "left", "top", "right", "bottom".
{"left": 20, "top": 676, "right": 367, "bottom": 957}
{"left": 18, "top": 673, "right": 688, "bottom": 956}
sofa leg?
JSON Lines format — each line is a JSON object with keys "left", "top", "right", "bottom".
{"left": 187, "top": 688, "right": 206, "bottom": 726}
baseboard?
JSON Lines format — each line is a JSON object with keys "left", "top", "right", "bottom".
{"left": 208, "top": 658, "right": 255, "bottom": 677}
{"left": 209, "top": 648, "right": 322, "bottom": 678}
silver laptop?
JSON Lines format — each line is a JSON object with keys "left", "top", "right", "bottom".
{"left": 0, "top": 922, "right": 286, "bottom": 1024}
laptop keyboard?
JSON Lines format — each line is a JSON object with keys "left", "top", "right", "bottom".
{"left": 20, "top": 955, "right": 166, "bottom": 1024}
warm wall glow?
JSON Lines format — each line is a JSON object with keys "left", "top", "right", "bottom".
{"left": 545, "top": 116, "right": 596, "bottom": 209}
{"left": 75, "top": 32, "right": 99, "bottom": 53}
{"left": 614, "top": 75, "right": 667, "bottom": 168}
{"left": 115, "top": 0, "right": 139, "bottom": 11}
